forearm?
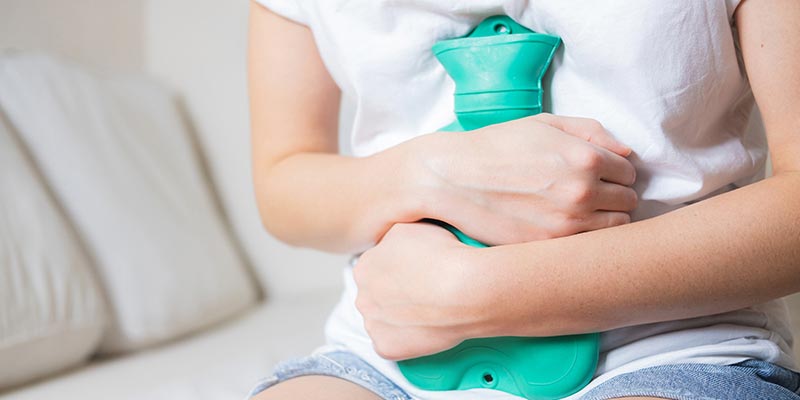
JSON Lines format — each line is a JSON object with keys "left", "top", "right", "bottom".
{"left": 477, "top": 172, "right": 800, "bottom": 337}
{"left": 350, "top": 0, "right": 800, "bottom": 361}
{"left": 474, "top": 0, "right": 800, "bottom": 340}
{"left": 255, "top": 147, "right": 425, "bottom": 254}
{"left": 249, "top": 4, "right": 427, "bottom": 254}
{"left": 249, "top": 5, "right": 639, "bottom": 255}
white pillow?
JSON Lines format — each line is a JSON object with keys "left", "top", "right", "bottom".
{"left": 0, "top": 113, "right": 106, "bottom": 389}
{"left": 0, "top": 53, "right": 258, "bottom": 354}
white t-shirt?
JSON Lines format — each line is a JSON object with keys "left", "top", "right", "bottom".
{"left": 255, "top": 1, "right": 797, "bottom": 398}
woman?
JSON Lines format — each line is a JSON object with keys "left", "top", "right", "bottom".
{"left": 247, "top": 0, "right": 800, "bottom": 398}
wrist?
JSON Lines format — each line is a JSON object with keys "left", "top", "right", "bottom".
{"left": 357, "top": 142, "right": 434, "bottom": 247}
{"left": 370, "top": 133, "right": 445, "bottom": 222}
{"left": 463, "top": 242, "right": 579, "bottom": 338}
{"left": 443, "top": 244, "right": 525, "bottom": 340}
{"left": 394, "top": 131, "right": 470, "bottom": 223}
{"left": 463, "top": 245, "right": 529, "bottom": 337}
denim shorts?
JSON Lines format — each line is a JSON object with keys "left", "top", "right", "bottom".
{"left": 247, "top": 350, "right": 800, "bottom": 400}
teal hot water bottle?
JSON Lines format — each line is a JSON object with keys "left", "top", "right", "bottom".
{"left": 396, "top": 16, "right": 600, "bottom": 400}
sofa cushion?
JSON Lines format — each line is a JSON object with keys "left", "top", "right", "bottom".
{"left": 0, "top": 112, "right": 106, "bottom": 389}
{"left": 0, "top": 288, "right": 341, "bottom": 400}
{"left": 0, "top": 53, "right": 258, "bottom": 354}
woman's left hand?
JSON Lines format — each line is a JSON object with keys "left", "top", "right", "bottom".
{"left": 353, "top": 222, "right": 493, "bottom": 360}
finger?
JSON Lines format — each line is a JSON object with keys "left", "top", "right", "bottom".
{"left": 354, "top": 288, "right": 375, "bottom": 316}
{"left": 534, "top": 113, "right": 632, "bottom": 157}
{"left": 595, "top": 147, "right": 637, "bottom": 186}
{"left": 577, "top": 211, "right": 632, "bottom": 232}
{"left": 592, "top": 182, "right": 638, "bottom": 212}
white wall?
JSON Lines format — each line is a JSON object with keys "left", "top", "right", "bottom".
{"left": 142, "top": 0, "right": 347, "bottom": 298}
{"left": 0, "top": 0, "right": 145, "bottom": 72}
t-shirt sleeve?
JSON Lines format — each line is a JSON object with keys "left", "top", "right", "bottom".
{"left": 725, "top": 0, "right": 744, "bottom": 22}
{"left": 254, "top": 0, "right": 308, "bottom": 25}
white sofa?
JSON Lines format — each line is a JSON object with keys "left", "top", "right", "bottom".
{"left": 0, "top": 52, "right": 344, "bottom": 400}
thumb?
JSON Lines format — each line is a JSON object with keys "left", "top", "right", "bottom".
{"left": 532, "top": 113, "right": 632, "bottom": 157}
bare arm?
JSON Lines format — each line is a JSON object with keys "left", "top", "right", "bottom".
{"left": 249, "top": 1, "right": 638, "bottom": 254}
{"left": 248, "top": 2, "right": 422, "bottom": 253}
{"left": 352, "top": 0, "right": 800, "bottom": 360}
{"left": 474, "top": 0, "right": 800, "bottom": 337}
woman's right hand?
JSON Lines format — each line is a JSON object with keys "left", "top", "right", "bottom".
{"left": 391, "top": 113, "right": 638, "bottom": 246}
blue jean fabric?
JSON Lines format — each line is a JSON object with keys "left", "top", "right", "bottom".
{"left": 581, "top": 359, "right": 800, "bottom": 400}
{"left": 248, "top": 350, "right": 800, "bottom": 400}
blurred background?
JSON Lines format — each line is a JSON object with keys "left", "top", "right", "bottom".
{"left": 0, "top": 1, "right": 351, "bottom": 399}
{"left": 0, "top": 0, "right": 354, "bottom": 295}
{"left": 0, "top": 1, "right": 797, "bottom": 399}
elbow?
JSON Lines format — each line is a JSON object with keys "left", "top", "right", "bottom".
{"left": 252, "top": 170, "right": 299, "bottom": 246}
{"left": 253, "top": 188, "right": 302, "bottom": 247}
{"left": 254, "top": 186, "right": 353, "bottom": 253}
{"left": 255, "top": 206, "right": 283, "bottom": 241}
{"left": 256, "top": 203, "right": 311, "bottom": 249}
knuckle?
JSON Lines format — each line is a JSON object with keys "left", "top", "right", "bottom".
{"left": 373, "top": 343, "right": 395, "bottom": 360}
{"left": 584, "top": 151, "right": 604, "bottom": 170}
{"left": 515, "top": 225, "right": 543, "bottom": 243}
{"left": 566, "top": 182, "right": 595, "bottom": 206}
{"left": 352, "top": 260, "right": 366, "bottom": 284}
{"left": 371, "top": 337, "right": 401, "bottom": 360}
{"left": 352, "top": 253, "right": 374, "bottom": 286}
{"left": 586, "top": 119, "right": 605, "bottom": 133}
{"left": 551, "top": 214, "right": 581, "bottom": 237}
{"left": 373, "top": 346, "right": 388, "bottom": 359}
{"left": 354, "top": 295, "right": 370, "bottom": 314}
{"left": 531, "top": 112, "right": 554, "bottom": 122}
{"left": 541, "top": 216, "right": 562, "bottom": 238}
{"left": 363, "top": 319, "right": 378, "bottom": 338}
{"left": 542, "top": 231, "right": 559, "bottom": 240}
{"left": 572, "top": 148, "right": 604, "bottom": 171}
